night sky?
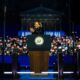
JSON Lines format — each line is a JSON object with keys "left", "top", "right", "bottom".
{"left": 0, "top": 0, "right": 80, "bottom": 36}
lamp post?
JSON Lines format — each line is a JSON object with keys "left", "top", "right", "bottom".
{"left": 1, "top": 0, "right": 7, "bottom": 78}
{"left": 3, "top": 0, "right": 7, "bottom": 57}
{"left": 57, "top": 46, "right": 63, "bottom": 80}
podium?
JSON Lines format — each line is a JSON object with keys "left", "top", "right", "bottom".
{"left": 27, "top": 35, "right": 51, "bottom": 75}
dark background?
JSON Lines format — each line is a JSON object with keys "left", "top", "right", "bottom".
{"left": 0, "top": 0, "right": 80, "bottom": 36}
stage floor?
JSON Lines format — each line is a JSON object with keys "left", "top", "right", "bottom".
{"left": 0, "top": 55, "right": 79, "bottom": 79}
{"left": 1, "top": 68, "right": 75, "bottom": 80}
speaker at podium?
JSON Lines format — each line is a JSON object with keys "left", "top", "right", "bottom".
{"left": 27, "top": 35, "right": 51, "bottom": 75}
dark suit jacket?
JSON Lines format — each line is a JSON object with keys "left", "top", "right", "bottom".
{"left": 32, "top": 27, "right": 44, "bottom": 34}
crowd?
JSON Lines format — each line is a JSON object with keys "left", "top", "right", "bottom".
{"left": 0, "top": 37, "right": 28, "bottom": 55}
{"left": 0, "top": 36, "right": 80, "bottom": 56}
{"left": 50, "top": 36, "right": 80, "bottom": 56}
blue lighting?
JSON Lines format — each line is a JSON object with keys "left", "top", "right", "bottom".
{"left": 18, "top": 31, "right": 32, "bottom": 37}
{"left": 18, "top": 31, "right": 65, "bottom": 37}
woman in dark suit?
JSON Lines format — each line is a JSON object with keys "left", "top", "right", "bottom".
{"left": 30, "top": 21, "right": 44, "bottom": 34}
